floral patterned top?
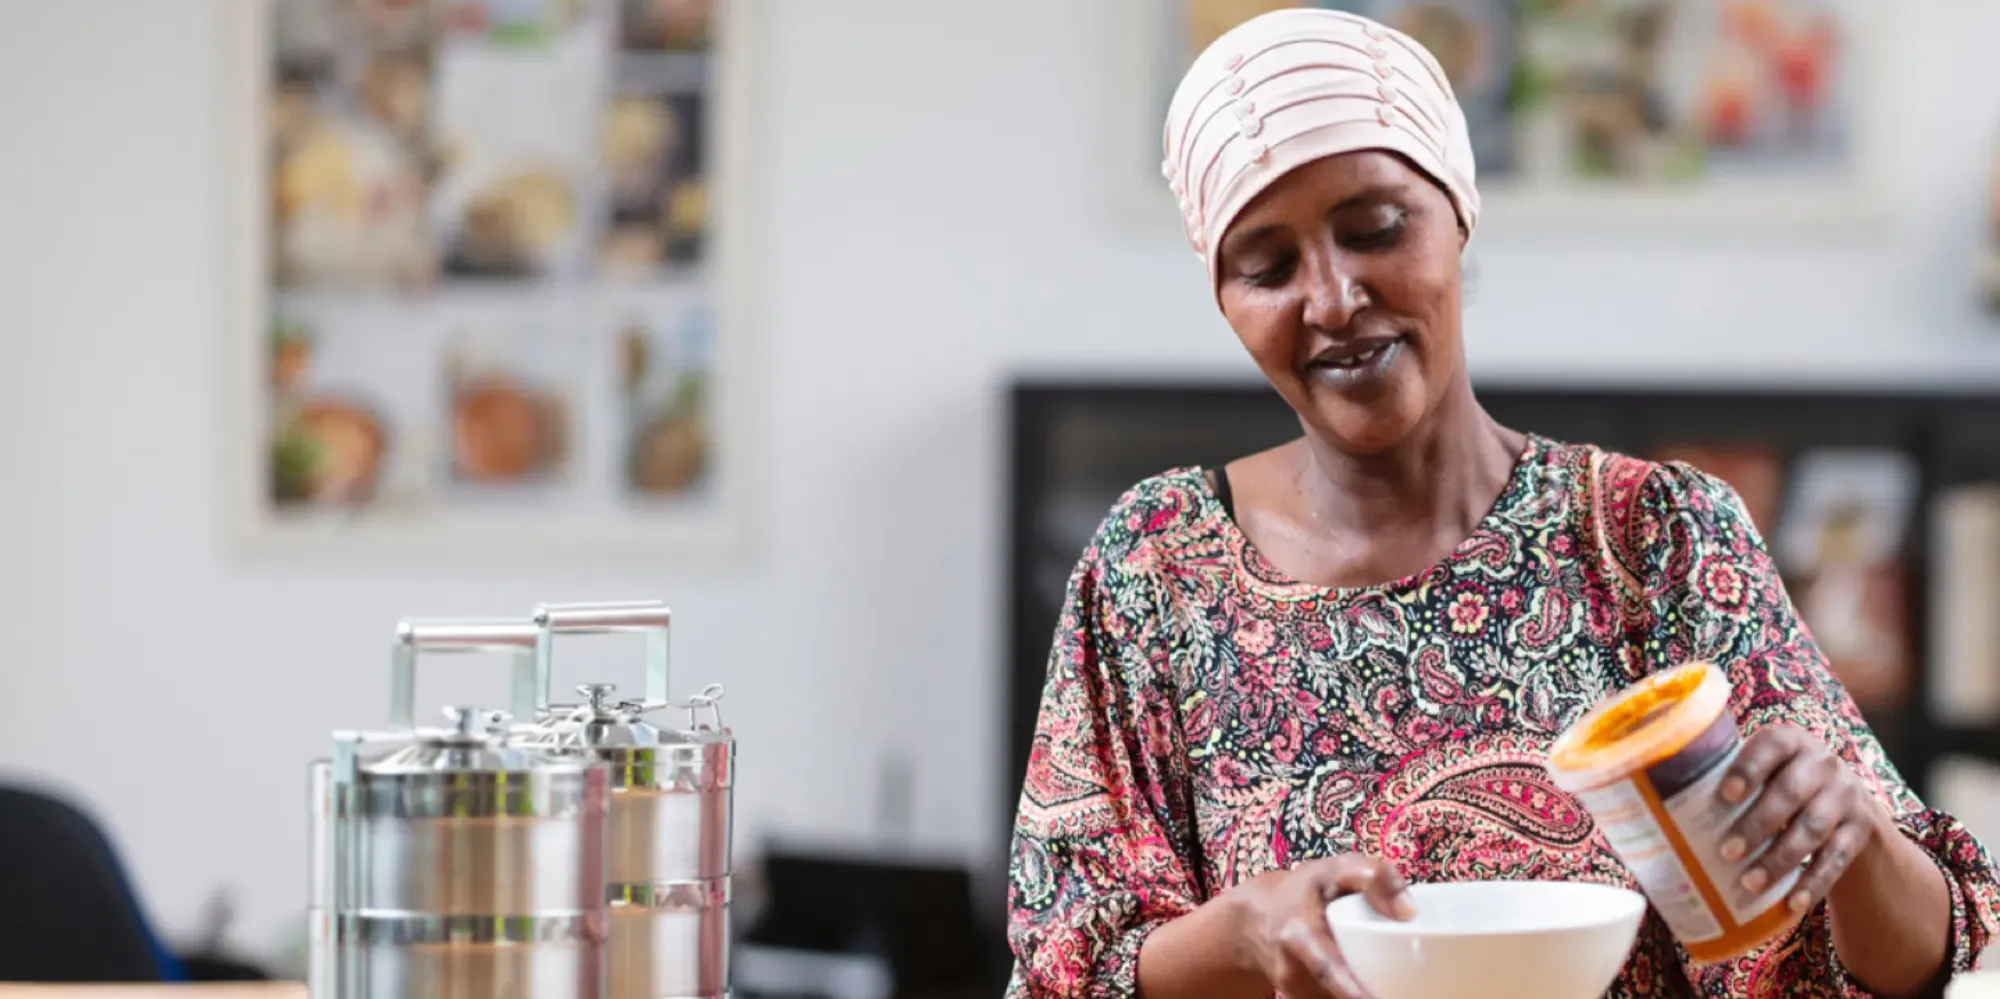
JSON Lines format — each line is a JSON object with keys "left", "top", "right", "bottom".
{"left": 1005, "top": 434, "right": 2000, "bottom": 998}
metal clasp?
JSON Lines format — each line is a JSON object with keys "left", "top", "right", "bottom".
{"left": 680, "top": 683, "right": 727, "bottom": 732}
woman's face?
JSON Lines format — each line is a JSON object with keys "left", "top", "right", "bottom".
{"left": 1214, "top": 151, "right": 1466, "bottom": 455}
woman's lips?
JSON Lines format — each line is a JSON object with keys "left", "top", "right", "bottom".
{"left": 1305, "top": 335, "right": 1407, "bottom": 391}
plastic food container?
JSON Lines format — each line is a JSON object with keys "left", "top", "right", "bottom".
{"left": 1547, "top": 662, "right": 1801, "bottom": 963}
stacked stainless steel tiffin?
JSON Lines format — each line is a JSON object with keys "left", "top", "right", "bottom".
{"left": 309, "top": 600, "right": 735, "bottom": 999}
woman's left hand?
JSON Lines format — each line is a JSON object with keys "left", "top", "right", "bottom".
{"left": 1717, "top": 722, "right": 1889, "bottom": 914}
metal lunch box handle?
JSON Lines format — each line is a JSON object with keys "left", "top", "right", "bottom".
{"left": 532, "top": 600, "right": 671, "bottom": 712}
{"left": 389, "top": 617, "right": 541, "bottom": 730}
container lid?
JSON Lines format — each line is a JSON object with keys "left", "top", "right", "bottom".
{"left": 362, "top": 705, "right": 592, "bottom": 776}
{"left": 527, "top": 682, "right": 732, "bottom": 749}
{"left": 556, "top": 683, "right": 671, "bottom": 747}
{"left": 1547, "top": 662, "right": 1732, "bottom": 791}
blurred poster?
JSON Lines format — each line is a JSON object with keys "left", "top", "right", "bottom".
{"left": 430, "top": 5, "right": 611, "bottom": 281}
{"left": 616, "top": 301, "right": 713, "bottom": 499}
{"left": 1929, "top": 486, "right": 2000, "bottom": 726}
{"left": 443, "top": 319, "right": 582, "bottom": 491}
{"left": 1131, "top": 0, "right": 1881, "bottom": 225}
{"left": 268, "top": 312, "right": 395, "bottom": 507}
{"left": 258, "top": 0, "right": 740, "bottom": 555}
{"left": 600, "top": 66, "right": 710, "bottom": 275}
{"left": 1985, "top": 134, "right": 2000, "bottom": 312}
{"left": 1774, "top": 449, "right": 1918, "bottom": 711}
{"left": 619, "top": 0, "right": 715, "bottom": 52}
{"left": 269, "top": 0, "right": 441, "bottom": 292}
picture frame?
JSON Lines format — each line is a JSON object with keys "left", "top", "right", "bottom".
{"left": 220, "top": 0, "right": 763, "bottom": 562}
{"left": 1106, "top": 0, "right": 1894, "bottom": 234}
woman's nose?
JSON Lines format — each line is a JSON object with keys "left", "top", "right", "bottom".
{"left": 1300, "top": 256, "right": 1368, "bottom": 332}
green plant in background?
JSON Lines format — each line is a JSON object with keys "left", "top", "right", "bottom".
{"left": 1505, "top": 0, "right": 1569, "bottom": 119}
{"left": 488, "top": 21, "right": 552, "bottom": 46}
{"left": 477, "top": 0, "right": 588, "bottom": 49}
{"left": 1662, "top": 135, "right": 1707, "bottom": 182}
{"left": 270, "top": 314, "right": 308, "bottom": 346}
{"left": 268, "top": 311, "right": 321, "bottom": 503}
{"left": 666, "top": 369, "right": 705, "bottom": 421}
{"left": 627, "top": 368, "right": 710, "bottom": 495}
{"left": 269, "top": 317, "right": 313, "bottom": 368}
{"left": 1505, "top": 56, "right": 1556, "bottom": 116}
{"left": 270, "top": 313, "right": 315, "bottom": 391}
{"left": 1505, "top": 0, "right": 1712, "bottom": 184}
{"left": 1572, "top": 143, "right": 1607, "bottom": 177}
{"left": 270, "top": 422, "right": 323, "bottom": 504}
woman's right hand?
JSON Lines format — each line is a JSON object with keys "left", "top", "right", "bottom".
{"left": 1223, "top": 854, "right": 1415, "bottom": 999}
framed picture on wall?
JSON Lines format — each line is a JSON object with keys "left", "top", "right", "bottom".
{"left": 223, "top": 0, "right": 760, "bottom": 560}
{"left": 1107, "top": 0, "right": 1892, "bottom": 232}
{"left": 1984, "top": 130, "right": 2000, "bottom": 312}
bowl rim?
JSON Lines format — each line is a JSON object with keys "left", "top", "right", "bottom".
{"left": 1326, "top": 879, "right": 1648, "bottom": 938}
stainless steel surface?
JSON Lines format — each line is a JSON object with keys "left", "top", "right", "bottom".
{"left": 306, "top": 908, "right": 335, "bottom": 999}
{"left": 524, "top": 601, "right": 734, "bottom": 999}
{"left": 308, "top": 762, "right": 335, "bottom": 999}
{"left": 532, "top": 602, "right": 673, "bottom": 631}
{"left": 389, "top": 617, "right": 541, "bottom": 730}
{"left": 315, "top": 614, "right": 614, "bottom": 999}
{"left": 533, "top": 600, "right": 672, "bottom": 710}
{"left": 331, "top": 708, "right": 610, "bottom": 999}
{"left": 607, "top": 900, "right": 730, "bottom": 999}
{"left": 599, "top": 741, "right": 734, "bottom": 884}
{"left": 310, "top": 762, "right": 334, "bottom": 911}
{"left": 345, "top": 922, "right": 600, "bottom": 999}
{"left": 350, "top": 709, "right": 603, "bottom": 912}
{"left": 520, "top": 684, "right": 734, "bottom": 885}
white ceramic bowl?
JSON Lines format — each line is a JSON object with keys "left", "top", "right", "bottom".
{"left": 1948, "top": 970, "right": 2000, "bottom": 998}
{"left": 1326, "top": 880, "right": 1646, "bottom": 999}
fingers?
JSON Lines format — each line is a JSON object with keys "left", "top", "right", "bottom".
{"left": 1734, "top": 760, "right": 1844, "bottom": 895}
{"left": 1717, "top": 725, "right": 1887, "bottom": 911}
{"left": 1719, "top": 728, "right": 1821, "bottom": 866}
{"left": 1277, "top": 856, "right": 1407, "bottom": 999}
{"left": 1308, "top": 855, "right": 1415, "bottom": 921}
{"left": 1788, "top": 816, "right": 1874, "bottom": 912}
{"left": 1277, "top": 916, "right": 1372, "bottom": 999}
{"left": 1718, "top": 724, "right": 1804, "bottom": 808}
{"left": 1359, "top": 861, "right": 1416, "bottom": 921}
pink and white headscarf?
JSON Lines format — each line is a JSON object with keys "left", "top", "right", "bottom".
{"left": 1161, "top": 7, "right": 1481, "bottom": 287}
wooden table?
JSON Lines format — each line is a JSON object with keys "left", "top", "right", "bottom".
{"left": 0, "top": 987, "right": 304, "bottom": 998}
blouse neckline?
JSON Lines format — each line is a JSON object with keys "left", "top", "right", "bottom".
{"left": 1197, "top": 433, "right": 1554, "bottom": 600}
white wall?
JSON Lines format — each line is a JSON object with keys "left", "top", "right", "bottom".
{"left": 3, "top": 0, "right": 2000, "bottom": 965}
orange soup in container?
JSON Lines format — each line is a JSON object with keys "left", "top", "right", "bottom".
{"left": 1547, "top": 662, "right": 1802, "bottom": 963}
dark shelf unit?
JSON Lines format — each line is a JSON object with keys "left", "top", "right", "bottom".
{"left": 1002, "top": 379, "right": 2000, "bottom": 836}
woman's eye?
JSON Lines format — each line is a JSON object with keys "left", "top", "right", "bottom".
{"left": 1241, "top": 254, "right": 1296, "bottom": 287}
{"left": 1343, "top": 212, "right": 1407, "bottom": 251}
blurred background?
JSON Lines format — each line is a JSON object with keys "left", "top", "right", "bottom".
{"left": 2, "top": 0, "right": 2000, "bottom": 994}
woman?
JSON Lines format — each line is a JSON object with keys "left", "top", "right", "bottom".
{"left": 1005, "top": 9, "right": 2000, "bottom": 999}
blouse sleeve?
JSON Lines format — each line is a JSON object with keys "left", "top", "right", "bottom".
{"left": 1004, "top": 493, "right": 1205, "bottom": 999}
{"left": 1628, "top": 460, "right": 2000, "bottom": 996}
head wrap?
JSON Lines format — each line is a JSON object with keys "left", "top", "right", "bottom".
{"left": 1161, "top": 8, "right": 1481, "bottom": 288}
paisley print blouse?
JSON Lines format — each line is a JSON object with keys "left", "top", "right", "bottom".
{"left": 1005, "top": 435, "right": 2000, "bottom": 998}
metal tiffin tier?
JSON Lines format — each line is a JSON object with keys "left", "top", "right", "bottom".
{"left": 309, "top": 616, "right": 609, "bottom": 999}
{"left": 518, "top": 600, "right": 736, "bottom": 999}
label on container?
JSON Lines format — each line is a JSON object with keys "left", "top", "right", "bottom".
{"left": 1575, "top": 711, "right": 1801, "bottom": 942}
{"left": 1576, "top": 777, "right": 1722, "bottom": 941}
